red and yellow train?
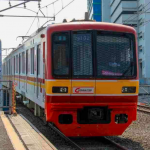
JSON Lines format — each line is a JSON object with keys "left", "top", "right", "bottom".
{"left": 3, "top": 22, "right": 139, "bottom": 137}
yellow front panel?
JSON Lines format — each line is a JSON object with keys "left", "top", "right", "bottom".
{"left": 45, "top": 80, "right": 139, "bottom": 95}
{"left": 45, "top": 80, "right": 71, "bottom": 95}
{"left": 96, "top": 80, "right": 139, "bottom": 94}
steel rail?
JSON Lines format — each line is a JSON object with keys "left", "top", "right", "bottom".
{"left": 137, "top": 105, "right": 150, "bottom": 109}
{"left": 103, "top": 137, "right": 128, "bottom": 150}
{"left": 137, "top": 105, "right": 150, "bottom": 114}
{"left": 48, "top": 123, "right": 83, "bottom": 150}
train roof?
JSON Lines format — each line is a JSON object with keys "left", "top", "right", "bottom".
{"left": 3, "top": 21, "right": 136, "bottom": 61}
{"left": 47, "top": 21, "right": 136, "bottom": 34}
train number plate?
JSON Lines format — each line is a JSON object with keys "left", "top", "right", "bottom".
{"left": 88, "top": 108, "right": 104, "bottom": 120}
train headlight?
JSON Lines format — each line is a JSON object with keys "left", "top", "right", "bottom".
{"left": 122, "top": 87, "right": 136, "bottom": 93}
{"left": 52, "top": 87, "right": 68, "bottom": 93}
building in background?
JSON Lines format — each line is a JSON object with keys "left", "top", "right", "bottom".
{"left": 87, "top": 0, "right": 101, "bottom": 21}
{"left": 137, "top": 0, "right": 150, "bottom": 78}
{"left": 87, "top": 0, "right": 150, "bottom": 78}
{"left": 87, "top": 0, "right": 110, "bottom": 22}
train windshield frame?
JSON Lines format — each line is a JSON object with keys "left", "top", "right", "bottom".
{"left": 52, "top": 30, "right": 137, "bottom": 79}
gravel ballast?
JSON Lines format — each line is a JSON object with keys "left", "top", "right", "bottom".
{"left": 108, "top": 111, "right": 150, "bottom": 150}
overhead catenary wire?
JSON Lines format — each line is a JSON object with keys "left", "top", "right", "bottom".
{"left": 126, "top": 6, "right": 150, "bottom": 24}
{"left": 142, "top": 19, "right": 150, "bottom": 26}
{"left": 55, "top": 0, "right": 74, "bottom": 16}
{"left": 0, "top": 0, "right": 32, "bottom": 13}
{"left": 0, "top": 14, "right": 54, "bottom": 18}
{"left": 15, "top": 7, "right": 37, "bottom": 14}
{"left": 41, "top": 0, "right": 75, "bottom": 27}
{"left": 23, "top": 10, "right": 40, "bottom": 43}
{"left": 41, "top": 0, "right": 59, "bottom": 9}
{"left": 124, "top": 1, "right": 150, "bottom": 24}
{"left": 21, "top": 0, "right": 75, "bottom": 43}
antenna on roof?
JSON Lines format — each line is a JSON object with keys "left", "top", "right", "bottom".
{"left": 85, "top": 12, "right": 88, "bottom": 20}
{"left": 63, "top": 19, "right": 67, "bottom": 23}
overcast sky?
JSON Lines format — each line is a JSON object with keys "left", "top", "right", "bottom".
{"left": 0, "top": 0, "right": 87, "bottom": 57}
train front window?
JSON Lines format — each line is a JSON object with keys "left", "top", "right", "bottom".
{"left": 52, "top": 33, "right": 70, "bottom": 77}
{"left": 72, "top": 31, "right": 93, "bottom": 77}
{"left": 52, "top": 31, "right": 136, "bottom": 79}
{"left": 96, "top": 32, "right": 136, "bottom": 79}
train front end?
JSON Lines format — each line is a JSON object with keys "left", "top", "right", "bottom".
{"left": 45, "top": 22, "right": 139, "bottom": 137}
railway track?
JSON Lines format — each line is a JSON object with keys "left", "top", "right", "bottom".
{"left": 48, "top": 122, "right": 128, "bottom": 150}
{"left": 48, "top": 123, "right": 83, "bottom": 150}
{"left": 103, "top": 137, "right": 128, "bottom": 150}
{"left": 137, "top": 105, "right": 150, "bottom": 114}
{"left": 16, "top": 102, "right": 128, "bottom": 150}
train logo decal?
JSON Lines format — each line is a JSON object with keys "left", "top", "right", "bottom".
{"left": 73, "top": 87, "right": 94, "bottom": 94}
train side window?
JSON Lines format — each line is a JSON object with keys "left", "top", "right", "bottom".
{"left": 4, "top": 63, "right": 6, "bottom": 75}
{"left": 7, "top": 61, "right": 9, "bottom": 75}
{"left": 9, "top": 59, "right": 11, "bottom": 75}
{"left": 37, "top": 45, "right": 41, "bottom": 75}
{"left": 8, "top": 59, "right": 10, "bottom": 75}
{"left": 3, "top": 63, "right": 5, "bottom": 75}
{"left": 31, "top": 48, "right": 34, "bottom": 74}
{"left": 52, "top": 32, "right": 70, "bottom": 77}
{"left": 16, "top": 55, "right": 18, "bottom": 73}
{"left": 22, "top": 52, "right": 25, "bottom": 74}
{"left": 19, "top": 54, "right": 21, "bottom": 74}
{"left": 14, "top": 56, "right": 15, "bottom": 75}
{"left": 26, "top": 50, "right": 28, "bottom": 75}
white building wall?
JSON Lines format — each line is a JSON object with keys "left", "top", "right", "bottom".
{"left": 102, "top": 0, "right": 111, "bottom": 22}
{"left": 111, "top": 1, "right": 138, "bottom": 24}
{"left": 110, "top": 0, "right": 121, "bottom": 15}
{"left": 138, "top": 0, "right": 150, "bottom": 78}
{"left": 144, "top": 7, "right": 150, "bottom": 77}
{"left": 89, "top": 8, "right": 93, "bottom": 19}
{"left": 111, "top": 3, "right": 123, "bottom": 23}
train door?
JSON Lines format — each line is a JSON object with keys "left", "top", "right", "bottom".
{"left": 42, "top": 42, "right": 45, "bottom": 102}
{"left": 36, "top": 45, "right": 41, "bottom": 98}
{"left": 71, "top": 30, "right": 95, "bottom": 103}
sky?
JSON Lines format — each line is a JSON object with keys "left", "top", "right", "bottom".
{"left": 0, "top": 0, "right": 87, "bottom": 57}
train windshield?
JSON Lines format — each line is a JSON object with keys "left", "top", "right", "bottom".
{"left": 52, "top": 31, "right": 136, "bottom": 79}
{"left": 52, "top": 33, "right": 70, "bottom": 76}
{"left": 72, "top": 31, "right": 93, "bottom": 78}
{"left": 96, "top": 31, "right": 136, "bottom": 78}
